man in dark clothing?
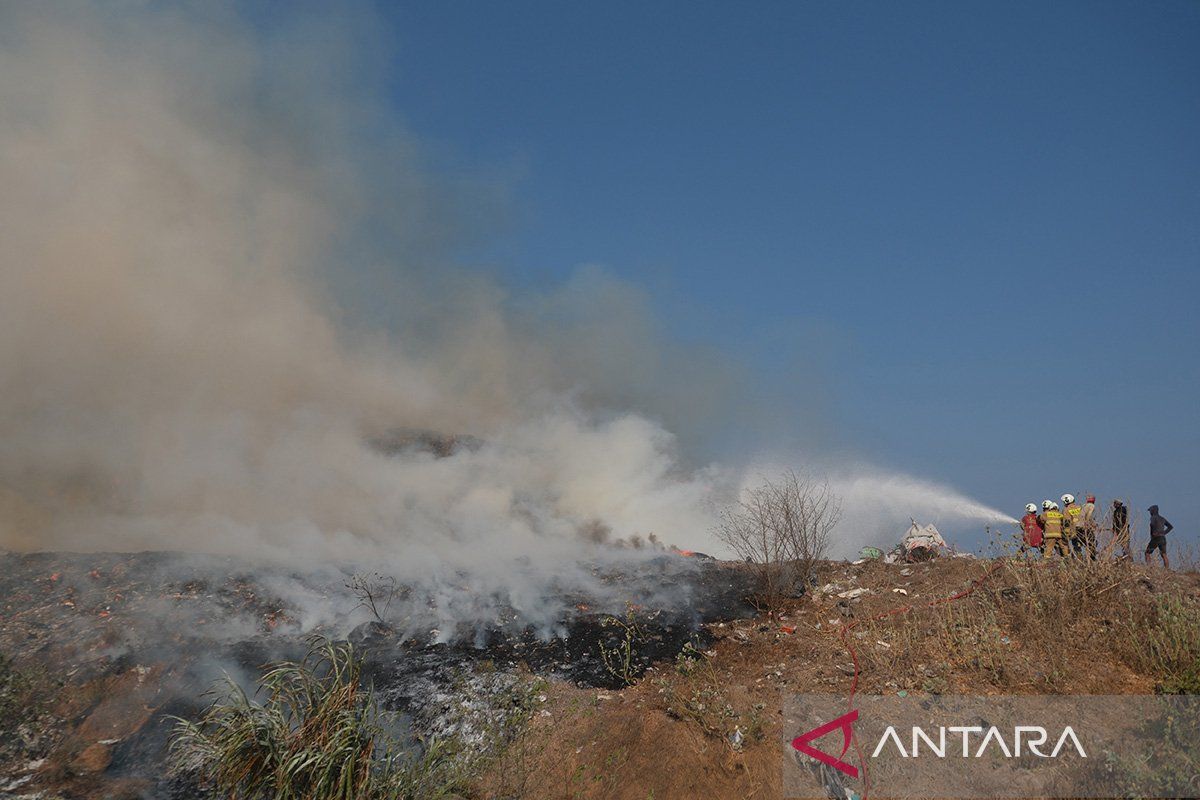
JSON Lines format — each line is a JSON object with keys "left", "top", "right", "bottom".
{"left": 1112, "top": 500, "right": 1130, "bottom": 561}
{"left": 1145, "top": 504, "right": 1173, "bottom": 569}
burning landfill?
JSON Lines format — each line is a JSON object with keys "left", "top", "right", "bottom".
{"left": 0, "top": 545, "right": 761, "bottom": 798}
{"left": 0, "top": 4, "right": 1061, "bottom": 799}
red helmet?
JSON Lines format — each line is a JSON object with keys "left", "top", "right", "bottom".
{"left": 1086, "top": 495, "right": 1095, "bottom": 503}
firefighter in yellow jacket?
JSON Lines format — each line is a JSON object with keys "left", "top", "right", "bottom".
{"left": 1061, "top": 494, "right": 1084, "bottom": 558}
{"left": 1040, "top": 500, "right": 1069, "bottom": 558}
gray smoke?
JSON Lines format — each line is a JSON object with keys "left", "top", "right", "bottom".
{"left": 0, "top": 3, "right": 723, "bottom": 586}
{"left": 0, "top": 3, "right": 1011, "bottom": 633}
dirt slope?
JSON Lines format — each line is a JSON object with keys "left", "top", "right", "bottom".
{"left": 472, "top": 556, "right": 1200, "bottom": 800}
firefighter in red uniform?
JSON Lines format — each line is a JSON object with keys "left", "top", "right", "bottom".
{"left": 1021, "top": 503, "right": 1044, "bottom": 555}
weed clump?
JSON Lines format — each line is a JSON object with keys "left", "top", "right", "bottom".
{"left": 1123, "top": 595, "right": 1200, "bottom": 694}
{"left": 598, "top": 603, "right": 647, "bottom": 687}
{"left": 170, "top": 637, "right": 465, "bottom": 800}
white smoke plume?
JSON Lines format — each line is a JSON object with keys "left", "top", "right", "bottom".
{"left": 733, "top": 464, "right": 1019, "bottom": 559}
{"left": 826, "top": 469, "right": 1019, "bottom": 556}
{"left": 0, "top": 3, "right": 1012, "bottom": 632}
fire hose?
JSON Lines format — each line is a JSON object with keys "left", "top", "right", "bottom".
{"left": 832, "top": 558, "right": 1008, "bottom": 800}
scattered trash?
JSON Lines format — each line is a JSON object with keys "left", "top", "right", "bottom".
{"left": 859, "top": 546, "right": 884, "bottom": 560}
{"left": 876, "top": 641, "right": 891, "bottom": 648}
{"left": 883, "top": 553, "right": 899, "bottom": 564}
{"left": 0, "top": 775, "right": 34, "bottom": 792}
{"left": 780, "top": 625, "right": 796, "bottom": 635}
{"left": 851, "top": 558, "right": 866, "bottom": 565}
{"left": 899, "top": 568, "right": 914, "bottom": 577}
{"left": 892, "top": 588, "right": 908, "bottom": 596}
{"left": 896, "top": 690, "right": 908, "bottom": 698}
{"left": 729, "top": 726, "right": 745, "bottom": 751}
{"left": 835, "top": 588, "right": 872, "bottom": 600}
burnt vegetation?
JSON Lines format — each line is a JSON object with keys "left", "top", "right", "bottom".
{"left": 3, "top": 539, "right": 1198, "bottom": 799}
{"left": 0, "top": 549, "right": 756, "bottom": 798}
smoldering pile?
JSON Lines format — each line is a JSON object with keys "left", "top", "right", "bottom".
{"left": 0, "top": 549, "right": 756, "bottom": 796}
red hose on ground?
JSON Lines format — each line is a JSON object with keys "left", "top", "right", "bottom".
{"left": 833, "top": 558, "right": 1008, "bottom": 799}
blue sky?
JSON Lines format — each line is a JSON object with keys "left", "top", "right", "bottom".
{"left": 373, "top": 2, "right": 1198, "bottom": 543}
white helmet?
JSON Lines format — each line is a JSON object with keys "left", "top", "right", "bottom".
{"left": 1061, "top": 493, "right": 1075, "bottom": 505}
{"left": 1051, "top": 501, "right": 1060, "bottom": 511}
{"left": 1026, "top": 503, "right": 1038, "bottom": 513}
{"left": 1042, "top": 500, "right": 1054, "bottom": 510}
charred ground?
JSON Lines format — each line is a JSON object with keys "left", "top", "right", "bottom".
{"left": 0, "top": 550, "right": 757, "bottom": 799}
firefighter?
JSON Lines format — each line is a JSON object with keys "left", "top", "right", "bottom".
{"left": 1021, "top": 503, "right": 1044, "bottom": 556}
{"left": 1041, "top": 500, "right": 1069, "bottom": 558}
{"left": 1061, "top": 494, "right": 1084, "bottom": 558}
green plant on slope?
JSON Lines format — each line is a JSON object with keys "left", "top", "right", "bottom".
{"left": 170, "top": 637, "right": 465, "bottom": 800}
{"left": 1137, "top": 595, "right": 1200, "bottom": 694}
{"left": 598, "top": 603, "right": 646, "bottom": 687}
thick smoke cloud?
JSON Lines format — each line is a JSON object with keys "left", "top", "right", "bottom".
{"left": 0, "top": 3, "right": 1013, "bottom": 632}
{"left": 0, "top": 2, "right": 722, "bottom": 571}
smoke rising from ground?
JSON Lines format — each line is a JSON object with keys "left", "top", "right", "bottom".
{"left": 0, "top": 3, "right": 1011, "bottom": 632}
{"left": 0, "top": 3, "right": 730, "bottom": 634}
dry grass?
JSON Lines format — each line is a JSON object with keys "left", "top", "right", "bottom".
{"left": 854, "top": 555, "right": 1195, "bottom": 693}
{"left": 1118, "top": 593, "right": 1200, "bottom": 693}
{"left": 170, "top": 637, "right": 467, "bottom": 800}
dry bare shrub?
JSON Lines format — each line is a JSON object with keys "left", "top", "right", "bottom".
{"left": 715, "top": 470, "right": 840, "bottom": 611}
{"left": 1171, "top": 540, "right": 1200, "bottom": 574}
{"left": 346, "top": 573, "right": 403, "bottom": 625}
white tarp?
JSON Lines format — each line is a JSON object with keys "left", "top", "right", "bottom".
{"left": 900, "top": 521, "right": 946, "bottom": 560}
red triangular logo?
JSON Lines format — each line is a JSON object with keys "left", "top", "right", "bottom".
{"left": 791, "top": 708, "right": 859, "bottom": 778}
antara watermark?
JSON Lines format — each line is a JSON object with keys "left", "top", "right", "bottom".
{"left": 870, "top": 725, "right": 1087, "bottom": 759}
